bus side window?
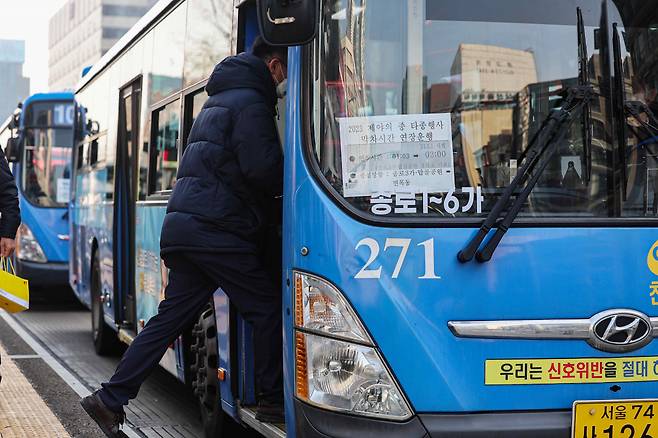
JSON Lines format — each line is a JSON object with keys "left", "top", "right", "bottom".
{"left": 90, "top": 139, "right": 98, "bottom": 166}
{"left": 149, "top": 99, "right": 181, "bottom": 194}
{"left": 181, "top": 88, "right": 208, "bottom": 153}
{"left": 76, "top": 143, "right": 85, "bottom": 170}
{"left": 78, "top": 141, "right": 91, "bottom": 171}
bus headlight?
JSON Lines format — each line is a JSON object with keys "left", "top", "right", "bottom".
{"left": 17, "top": 224, "right": 47, "bottom": 263}
{"left": 294, "top": 272, "right": 412, "bottom": 421}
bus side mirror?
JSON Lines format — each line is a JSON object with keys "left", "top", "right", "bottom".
{"left": 257, "top": 0, "right": 318, "bottom": 46}
{"left": 87, "top": 120, "right": 100, "bottom": 135}
{"left": 5, "top": 137, "right": 21, "bottom": 163}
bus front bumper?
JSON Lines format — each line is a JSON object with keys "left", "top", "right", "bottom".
{"left": 294, "top": 399, "right": 572, "bottom": 437}
{"left": 15, "top": 259, "right": 69, "bottom": 287}
{"left": 418, "top": 410, "right": 571, "bottom": 437}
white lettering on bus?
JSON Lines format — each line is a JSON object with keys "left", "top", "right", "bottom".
{"left": 355, "top": 237, "right": 440, "bottom": 280}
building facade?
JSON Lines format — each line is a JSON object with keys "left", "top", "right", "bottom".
{"left": 49, "top": 0, "right": 158, "bottom": 91}
{"left": 0, "top": 40, "right": 30, "bottom": 122}
{"left": 449, "top": 43, "right": 538, "bottom": 186}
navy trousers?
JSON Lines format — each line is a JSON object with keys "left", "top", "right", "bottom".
{"left": 98, "top": 250, "right": 283, "bottom": 412}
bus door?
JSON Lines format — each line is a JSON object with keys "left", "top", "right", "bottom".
{"left": 229, "top": 2, "right": 269, "bottom": 408}
{"left": 115, "top": 79, "right": 141, "bottom": 331}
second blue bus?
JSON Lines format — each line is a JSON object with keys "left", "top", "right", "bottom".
{"left": 0, "top": 92, "right": 74, "bottom": 288}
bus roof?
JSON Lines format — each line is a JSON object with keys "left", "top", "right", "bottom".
{"left": 0, "top": 93, "right": 74, "bottom": 136}
{"left": 75, "top": 0, "right": 180, "bottom": 93}
{"left": 23, "top": 92, "right": 74, "bottom": 107}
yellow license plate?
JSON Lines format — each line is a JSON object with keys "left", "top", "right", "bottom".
{"left": 572, "top": 400, "right": 658, "bottom": 438}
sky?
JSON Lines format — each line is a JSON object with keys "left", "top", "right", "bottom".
{"left": 0, "top": 0, "right": 68, "bottom": 94}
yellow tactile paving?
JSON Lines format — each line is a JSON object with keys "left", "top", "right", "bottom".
{"left": 0, "top": 345, "right": 70, "bottom": 437}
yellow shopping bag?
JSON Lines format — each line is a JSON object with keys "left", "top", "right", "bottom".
{"left": 0, "top": 257, "right": 29, "bottom": 313}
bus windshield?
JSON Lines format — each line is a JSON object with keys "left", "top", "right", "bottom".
{"left": 22, "top": 102, "right": 74, "bottom": 208}
{"left": 316, "top": 0, "right": 658, "bottom": 221}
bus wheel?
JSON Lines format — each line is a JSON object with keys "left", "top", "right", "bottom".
{"left": 191, "top": 302, "right": 227, "bottom": 438}
{"left": 91, "top": 255, "right": 118, "bottom": 355}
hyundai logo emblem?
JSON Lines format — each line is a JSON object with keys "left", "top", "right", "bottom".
{"left": 588, "top": 310, "right": 653, "bottom": 353}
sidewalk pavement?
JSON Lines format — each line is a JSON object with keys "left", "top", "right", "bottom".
{"left": 0, "top": 343, "right": 71, "bottom": 438}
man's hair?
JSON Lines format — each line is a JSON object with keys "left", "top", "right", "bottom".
{"left": 251, "top": 36, "right": 288, "bottom": 63}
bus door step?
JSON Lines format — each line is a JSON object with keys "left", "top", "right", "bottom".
{"left": 237, "top": 404, "right": 286, "bottom": 438}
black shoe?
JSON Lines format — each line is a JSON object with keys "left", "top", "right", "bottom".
{"left": 80, "top": 391, "right": 126, "bottom": 438}
{"left": 255, "top": 399, "right": 285, "bottom": 424}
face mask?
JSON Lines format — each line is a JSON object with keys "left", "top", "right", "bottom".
{"left": 276, "top": 78, "right": 288, "bottom": 99}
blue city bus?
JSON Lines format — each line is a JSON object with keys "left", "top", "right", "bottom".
{"left": 0, "top": 93, "right": 74, "bottom": 288}
{"left": 70, "top": 0, "right": 658, "bottom": 437}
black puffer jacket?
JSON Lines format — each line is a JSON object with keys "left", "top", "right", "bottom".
{"left": 0, "top": 148, "right": 20, "bottom": 239}
{"left": 160, "top": 53, "right": 283, "bottom": 255}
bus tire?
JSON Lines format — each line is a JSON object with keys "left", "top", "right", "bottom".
{"left": 191, "top": 302, "right": 228, "bottom": 438}
{"left": 91, "top": 255, "right": 119, "bottom": 356}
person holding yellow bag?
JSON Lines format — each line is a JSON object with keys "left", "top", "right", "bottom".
{"left": 0, "top": 143, "right": 26, "bottom": 315}
{"left": 0, "top": 144, "right": 20, "bottom": 257}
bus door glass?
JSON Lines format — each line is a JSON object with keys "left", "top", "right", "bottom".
{"left": 116, "top": 79, "right": 142, "bottom": 329}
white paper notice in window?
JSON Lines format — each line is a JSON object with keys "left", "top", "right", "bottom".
{"left": 338, "top": 114, "right": 455, "bottom": 198}
{"left": 57, "top": 178, "right": 70, "bottom": 204}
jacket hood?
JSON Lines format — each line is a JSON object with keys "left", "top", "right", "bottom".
{"left": 205, "top": 52, "right": 277, "bottom": 108}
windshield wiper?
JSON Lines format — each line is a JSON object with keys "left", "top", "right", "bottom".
{"left": 458, "top": 8, "right": 594, "bottom": 264}
{"left": 457, "top": 85, "right": 595, "bottom": 263}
